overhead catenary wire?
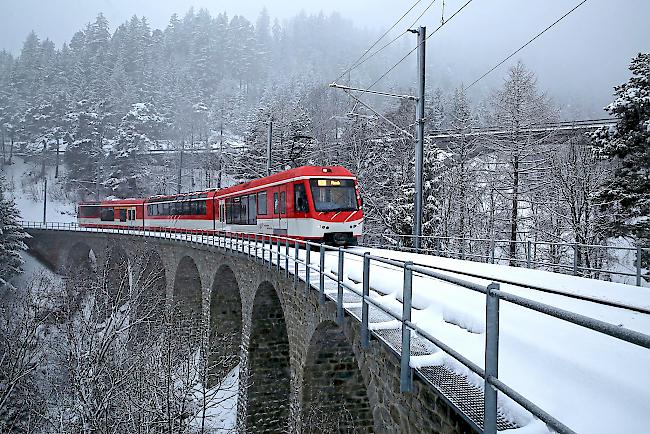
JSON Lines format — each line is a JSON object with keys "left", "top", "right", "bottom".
{"left": 333, "top": 0, "right": 424, "bottom": 83}
{"left": 365, "top": 0, "right": 475, "bottom": 93}
{"left": 465, "top": 0, "right": 589, "bottom": 90}
{"left": 333, "top": 0, "right": 440, "bottom": 80}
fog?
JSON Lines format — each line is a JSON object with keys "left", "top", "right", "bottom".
{"left": 1, "top": 0, "right": 649, "bottom": 114}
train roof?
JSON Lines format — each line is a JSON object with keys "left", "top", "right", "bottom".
{"left": 78, "top": 198, "right": 145, "bottom": 206}
{"left": 215, "top": 166, "right": 356, "bottom": 197}
{"left": 77, "top": 166, "right": 356, "bottom": 206}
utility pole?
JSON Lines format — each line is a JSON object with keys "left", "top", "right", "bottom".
{"left": 218, "top": 123, "right": 223, "bottom": 188}
{"left": 329, "top": 26, "right": 426, "bottom": 249}
{"left": 55, "top": 137, "right": 60, "bottom": 178}
{"left": 413, "top": 26, "right": 426, "bottom": 252}
{"left": 43, "top": 177, "right": 47, "bottom": 224}
{"left": 267, "top": 118, "right": 273, "bottom": 176}
{"left": 177, "top": 140, "right": 184, "bottom": 194}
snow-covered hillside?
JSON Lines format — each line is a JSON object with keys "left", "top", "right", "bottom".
{"left": 1, "top": 157, "right": 76, "bottom": 223}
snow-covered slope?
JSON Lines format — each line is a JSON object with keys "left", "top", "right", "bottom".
{"left": 1, "top": 157, "right": 76, "bottom": 223}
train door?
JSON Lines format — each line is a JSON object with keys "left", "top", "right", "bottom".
{"left": 273, "top": 185, "right": 288, "bottom": 236}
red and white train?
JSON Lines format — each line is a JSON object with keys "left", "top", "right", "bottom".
{"left": 77, "top": 166, "right": 363, "bottom": 245}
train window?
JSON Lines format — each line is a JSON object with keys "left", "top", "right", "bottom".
{"left": 78, "top": 206, "right": 100, "bottom": 218}
{"left": 119, "top": 209, "right": 127, "bottom": 222}
{"left": 280, "top": 191, "right": 286, "bottom": 214}
{"left": 309, "top": 179, "right": 358, "bottom": 212}
{"left": 162, "top": 202, "right": 170, "bottom": 216}
{"left": 257, "top": 191, "right": 267, "bottom": 215}
{"left": 294, "top": 183, "right": 308, "bottom": 213}
{"left": 226, "top": 199, "right": 232, "bottom": 223}
{"left": 273, "top": 192, "right": 279, "bottom": 214}
{"left": 100, "top": 208, "right": 114, "bottom": 221}
{"left": 199, "top": 200, "right": 206, "bottom": 215}
{"left": 232, "top": 197, "right": 240, "bottom": 223}
{"left": 182, "top": 201, "right": 191, "bottom": 215}
{"left": 240, "top": 196, "right": 248, "bottom": 225}
{"left": 248, "top": 195, "right": 257, "bottom": 224}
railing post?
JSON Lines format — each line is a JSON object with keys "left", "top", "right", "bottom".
{"left": 276, "top": 237, "right": 281, "bottom": 271}
{"left": 490, "top": 238, "right": 495, "bottom": 264}
{"left": 305, "top": 243, "right": 311, "bottom": 296}
{"left": 573, "top": 243, "right": 578, "bottom": 276}
{"left": 526, "top": 240, "right": 532, "bottom": 269}
{"left": 361, "top": 252, "right": 371, "bottom": 348}
{"left": 336, "top": 247, "right": 344, "bottom": 325}
{"left": 294, "top": 241, "right": 299, "bottom": 288}
{"left": 637, "top": 246, "right": 642, "bottom": 287}
{"left": 285, "top": 238, "right": 289, "bottom": 277}
{"left": 484, "top": 282, "right": 500, "bottom": 434}
{"left": 319, "top": 243, "right": 325, "bottom": 304}
{"left": 400, "top": 261, "right": 413, "bottom": 393}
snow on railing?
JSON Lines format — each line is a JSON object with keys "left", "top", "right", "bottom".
{"left": 20, "top": 221, "right": 650, "bottom": 434}
{"left": 362, "top": 232, "right": 649, "bottom": 287}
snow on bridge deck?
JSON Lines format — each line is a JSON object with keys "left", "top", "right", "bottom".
{"left": 24, "top": 224, "right": 650, "bottom": 434}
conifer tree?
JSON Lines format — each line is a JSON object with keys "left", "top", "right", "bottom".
{"left": 104, "top": 103, "right": 163, "bottom": 197}
{"left": 0, "top": 179, "right": 28, "bottom": 286}
{"left": 592, "top": 53, "right": 650, "bottom": 269}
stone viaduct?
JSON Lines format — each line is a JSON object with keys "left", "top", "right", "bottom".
{"left": 27, "top": 228, "right": 476, "bottom": 434}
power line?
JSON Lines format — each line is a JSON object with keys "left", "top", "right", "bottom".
{"left": 366, "top": 0, "right": 475, "bottom": 93}
{"left": 333, "top": 0, "right": 439, "bottom": 79}
{"left": 334, "top": 0, "right": 424, "bottom": 83}
{"left": 465, "top": 0, "right": 589, "bottom": 90}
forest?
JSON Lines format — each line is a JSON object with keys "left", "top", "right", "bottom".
{"left": 0, "top": 8, "right": 648, "bottom": 276}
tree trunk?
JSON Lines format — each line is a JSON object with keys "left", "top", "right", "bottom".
{"left": 41, "top": 139, "right": 47, "bottom": 178}
{"left": 510, "top": 154, "right": 519, "bottom": 266}
{"left": 55, "top": 137, "right": 60, "bottom": 178}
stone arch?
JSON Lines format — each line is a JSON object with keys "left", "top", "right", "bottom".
{"left": 133, "top": 248, "right": 167, "bottom": 329}
{"left": 246, "top": 281, "right": 291, "bottom": 432}
{"left": 63, "top": 241, "right": 97, "bottom": 312}
{"left": 209, "top": 264, "right": 243, "bottom": 387}
{"left": 65, "top": 241, "right": 96, "bottom": 276}
{"left": 173, "top": 255, "right": 203, "bottom": 332}
{"left": 301, "top": 321, "right": 373, "bottom": 433}
{"left": 102, "top": 243, "right": 130, "bottom": 315}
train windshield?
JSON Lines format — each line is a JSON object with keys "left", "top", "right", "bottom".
{"left": 309, "top": 179, "right": 358, "bottom": 212}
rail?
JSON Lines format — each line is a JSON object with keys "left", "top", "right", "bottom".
{"left": 20, "top": 221, "right": 650, "bottom": 434}
{"left": 362, "top": 232, "right": 648, "bottom": 287}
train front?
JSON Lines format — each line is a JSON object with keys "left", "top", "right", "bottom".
{"left": 305, "top": 168, "right": 363, "bottom": 246}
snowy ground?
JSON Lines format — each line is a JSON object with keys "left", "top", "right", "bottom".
{"left": 189, "top": 365, "right": 239, "bottom": 433}
{"left": 1, "top": 157, "right": 76, "bottom": 223}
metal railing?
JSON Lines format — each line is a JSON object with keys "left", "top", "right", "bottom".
{"left": 21, "top": 221, "right": 650, "bottom": 434}
{"left": 362, "top": 232, "right": 649, "bottom": 287}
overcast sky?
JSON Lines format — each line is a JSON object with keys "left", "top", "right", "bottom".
{"left": 1, "top": 0, "right": 649, "bottom": 114}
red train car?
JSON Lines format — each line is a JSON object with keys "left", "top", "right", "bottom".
{"left": 77, "top": 166, "right": 363, "bottom": 245}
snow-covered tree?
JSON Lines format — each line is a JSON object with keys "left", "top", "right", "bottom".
{"left": 0, "top": 179, "right": 28, "bottom": 285}
{"left": 384, "top": 147, "right": 445, "bottom": 248}
{"left": 238, "top": 87, "right": 315, "bottom": 179}
{"left": 592, "top": 53, "right": 650, "bottom": 263}
{"left": 104, "top": 103, "right": 163, "bottom": 197}
{"left": 64, "top": 100, "right": 104, "bottom": 199}
{"left": 488, "top": 62, "right": 557, "bottom": 264}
